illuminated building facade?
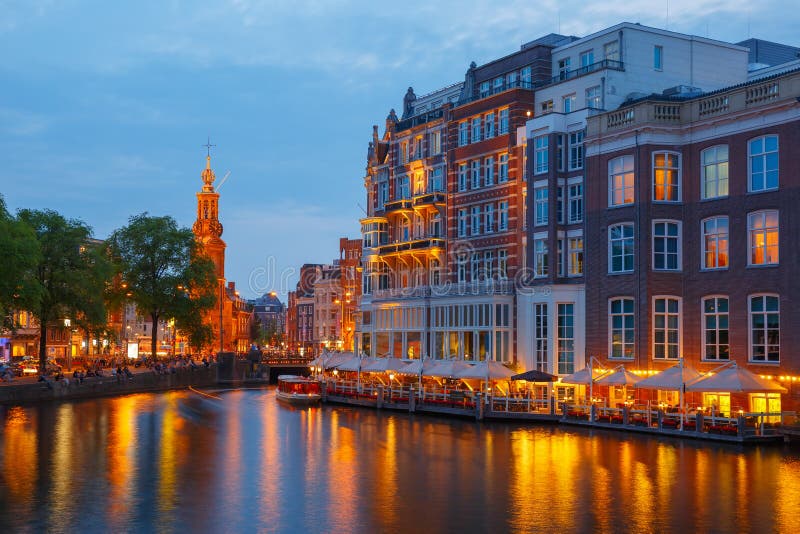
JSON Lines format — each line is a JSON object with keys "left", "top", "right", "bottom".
{"left": 192, "top": 153, "right": 252, "bottom": 354}
{"left": 583, "top": 66, "right": 800, "bottom": 410}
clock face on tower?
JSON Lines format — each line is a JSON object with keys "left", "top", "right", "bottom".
{"left": 209, "top": 220, "right": 223, "bottom": 237}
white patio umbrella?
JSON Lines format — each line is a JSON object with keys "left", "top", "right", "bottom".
{"left": 636, "top": 360, "right": 703, "bottom": 428}
{"left": 362, "top": 357, "right": 408, "bottom": 373}
{"left": 455, "top": 360, "right": 515, "bottom": 380}
{"left": 335, "top": 355, "right": 362, "bottom": 372}
{"left": 686, "top": 363, "right": 787, "bottom": 393}
{"left": 324, "top": 352, "right": 354, "bottom": 370}
{"left": 561, "top": 360, "right": 610, "bottom": 403}
{"left": 594, "top": 366, "right": 643, "bottom": 386}
{"left": 427, "top": 360, "right": 474, "bottom": 379}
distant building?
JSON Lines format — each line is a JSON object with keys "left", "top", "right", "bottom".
{"left": 251, "top": 292, "right": 286, "bottom": 347}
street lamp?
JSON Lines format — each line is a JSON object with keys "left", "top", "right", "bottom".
{"left": 64, "top": 318, "right": 72, "bottom": 371}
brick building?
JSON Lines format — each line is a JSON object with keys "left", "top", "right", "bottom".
{"left": 583, "top": 67, "right": 800, "bottom": 411}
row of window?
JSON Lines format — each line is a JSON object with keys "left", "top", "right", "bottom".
{"left": 539, "top": 86, "right": 602, "bottom": 115}
{"left": 608, "top": 294, "right": 779, "bottom": 363}
{"left": 532, "top": 236, "right": 584, "bottom": 278}
{"left": 479, "top": 67, "right": 534, "bottom": 98}
{"left": 457, "top": 201, "right": 510, "bottom": 237}
{"left": 608, "top": 210, "right": 779, "bottom": 274}
{"left": 608, "top": 136, "right": 779, "bottom": 207}
{"left": 455, "top": 250, "right": 510, "bottom": 282}
{"left": 457, "top": 155, "right": 510, "bottom": 191}
{"left": 533, "top": 131, "right": 585, "bottom": 174}
{"left": 458, "top": 109, "right": 510, "bottom": 146}
{"left": 397, "top": 130, "right": 443, "bottom": 164}
{"left": 533, "top": 182, "right": 583, "bottom": 226}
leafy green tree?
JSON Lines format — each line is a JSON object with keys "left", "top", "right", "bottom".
{"left": 109, "top": 213, "right": 217, "bottom": 361}
{"left": 0, "top": 195, "right": 42, "bottom": 326}
{"left": 71, "top": 242, "right": 114, "bottom": 359}
{"left": 16, "top": 209, "right": 102, "bottom": 372}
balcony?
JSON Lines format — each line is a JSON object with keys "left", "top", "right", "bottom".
{"left": 395, "top": 108, "right": 444, "bottom": 132}
{"left": 383, "top": 198, "right": 413, "bottom": 213}
{"left": 547, "top": 59, "right": 624, "bottom": 86}
{"left": 371, "top": 279, "right": 515, "bottom": 300}
{"left": 413, "top": 191, "right": 446, "bottom": 207}
{"left": 377, "top": 238, "right": 445, "bottom": 256}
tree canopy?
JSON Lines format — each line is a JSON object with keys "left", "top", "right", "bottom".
{"left": 16, "top": 208, "right": 103, "bottom": 371}
{"left": 109, "top": 213, "right": 217, "bottom": 359}
{"left": 0, "top": 195, "right": 42, "bottom": 326}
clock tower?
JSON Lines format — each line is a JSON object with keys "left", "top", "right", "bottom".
{"left": 192, "top": 154, "right": 226, "bottom": 278}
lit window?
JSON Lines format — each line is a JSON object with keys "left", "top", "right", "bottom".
{"left": 653, "top": 151, "right": 681, "bottom": 202}
{"left": 701, "top": 145, "right": 729, "bottom": 199}
{"left": 702, "top": 217, "right": 728, "bottom": 269}
{"left": 557, "top": 303, "right": 575, "bottom": 374}
{"left": 748, "top": 135, "right": 778, "bottom": 192}
{"left": 703, "top": 297, "right": 729, "bottom": 361}
{"left": 609, "top": 298, "right": 634, "bottom": 359}
{"left": 748, "top": 210, "right": 779, "bottom": 266}
{"left": 609, "top": 223, "right": 634, "bottom": 273}
{"left": 653, "top": 221, "right": 681, "bottom": 271}
{"left": 568, "top": 236, "right": 583, "bottom": 276}
{"left": 534, "top": 303, "right": 548, "bottom": 371}
{"left": 608, "top": 155, "right": 634, "bottom": 206}
{"left": 750, "top": 294, "right": 779, "bottom": 362}
{"left": 653, "top": 297, "right": 680, "bottom": 360}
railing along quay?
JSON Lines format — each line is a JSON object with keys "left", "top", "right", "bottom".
{"left": 319, "top": 379, "right": 788, "bottom": 443}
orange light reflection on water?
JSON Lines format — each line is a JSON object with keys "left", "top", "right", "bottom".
{"left": 2, "top": 407, "right": 37, "bottom": 517}
{"left": 325, "top": 409, "right": 357, "bottom": 531}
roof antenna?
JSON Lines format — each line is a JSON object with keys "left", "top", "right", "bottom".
{"left": 557, "top": 9, "right": 561, "bottom": 34}
{"left": 666, "top": 0, "right": 669, "bottom": 30}
{"left": 357, "top": 202, "right": 367, "bottom": 215}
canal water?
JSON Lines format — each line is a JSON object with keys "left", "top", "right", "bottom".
{"left": 1, "top": 388, "right": 799, "bottom": 533}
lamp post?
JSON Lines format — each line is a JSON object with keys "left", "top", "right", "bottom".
{"left": 64, "top": 318, "right": 72, "bottom": 371}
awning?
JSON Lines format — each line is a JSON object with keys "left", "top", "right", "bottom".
{"left": 635, "top": 364, "right": 703, "bottom": 390}
{"left": 686, "top": 364, "right": 788, "bottom": 393}
{"left": 455, "top": 360, "right": 516, "bottom": 381}
{"left": 511, "top": 369, "right": 558, "bottom": 382}
{"left": 335, "top": 355, "right": 363, "bottom": 372}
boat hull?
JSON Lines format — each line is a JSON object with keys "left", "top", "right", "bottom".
{"left": 276, "top": 391, "right": 322, "bottom": 405}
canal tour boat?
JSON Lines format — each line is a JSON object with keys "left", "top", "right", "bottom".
{"left": 276, "top": 375, "right": 322, "bottom": 405}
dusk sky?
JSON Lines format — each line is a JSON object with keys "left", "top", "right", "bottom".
{"left": 2, "top": 0, "right": 797, "bottom": 299}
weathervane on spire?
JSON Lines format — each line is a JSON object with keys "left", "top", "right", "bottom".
{"left": 203, "top": 136, "right": 216, "bottom": 157}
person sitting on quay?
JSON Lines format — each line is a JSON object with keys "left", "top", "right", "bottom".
{"left": 123, "top": 366, "right": 133, "bottom": 380}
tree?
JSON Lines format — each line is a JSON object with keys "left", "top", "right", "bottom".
{"left": 109, "top": 213, "right": 217, "bottom": 361}
{"left": 16, "top": 209, "right": 102, "bottom": 372}
{"left": 0, "top": 195, "right": 42, "bottom": 327}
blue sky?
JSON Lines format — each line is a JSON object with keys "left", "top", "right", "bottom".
{"left": 2, "top": 0, "right": 797, "bottom": 299}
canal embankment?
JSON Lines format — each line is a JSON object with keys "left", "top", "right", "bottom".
{"left": 0, "top": 365, "right": 219, "bottom": 405}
